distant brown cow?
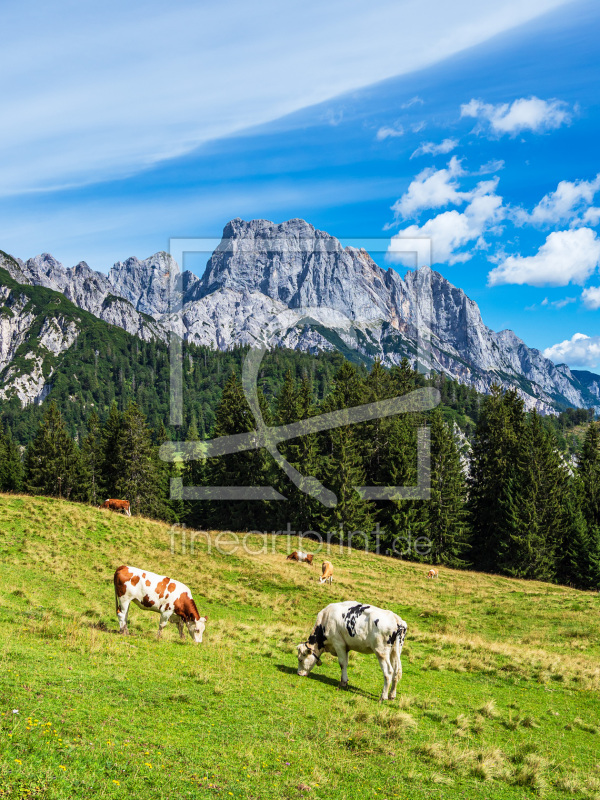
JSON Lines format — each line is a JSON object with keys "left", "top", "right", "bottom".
{"left": 101, "top": 499, "right": 131, "bottom": 516}
{"left": 427, "top": 568, "right": 439, "bottom": 579}
{"left": 286, "top": 550, "right": 314, "bottom": 565}
{"left": 319, "top": 561, "right": 334, "bottom": 584}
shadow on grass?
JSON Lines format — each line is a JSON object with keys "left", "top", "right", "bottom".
{"left": 275, "top": 664, "right": 377, "bottom": 700}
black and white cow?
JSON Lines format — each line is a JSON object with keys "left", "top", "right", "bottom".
{"left": 296, "top": 601, "right": 407, "bottom": 701}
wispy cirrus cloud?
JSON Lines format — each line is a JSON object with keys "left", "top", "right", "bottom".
{"left": 376, "top": 124, "right": 404, "bottom": 140}
{"left": 461, "top": 96, "right": 572, "bottom": 136}
{"left": 488, "top": 228, "right": 600, "bottom": 287}
{"left": 410, "top": 138, "right": 458, "bottom": 158}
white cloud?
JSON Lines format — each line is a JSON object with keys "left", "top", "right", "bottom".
{"left": 389, "top": 156, "right": 503, "bottom": 223}
{"left": 389, "top": 157, "right": 467, "bottom": 220}
{"left": 543, "top": 333, "right": 600, "bottom": 369}
{"left": 410, "top": 138, "right": 458, "bottom": 158}
{"left": 581, "top": 207, "right": 600, "bottom": 226}
{"left": 514, "top": 174, "right": 600, "bottom": 226}
{"left": 388, "top": 190, "right": 504, "bottom": 265}
{"left": 581, "top": 286, "right": 600, "bottom": 310}
{"left": 488, "top": 228, "right": 600, "bottom": 287}
{"left": 376, "top": 125, "right": 404, "bottom": 140}
{"left": 461, "top": 96, "right": 572, "bottom": 136}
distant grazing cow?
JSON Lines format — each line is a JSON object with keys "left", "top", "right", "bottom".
{"left": 113, "top": 565, "right": 207, "bottom": 643}
{"left": 101, "top": 499, "right": 131, "bottom": 516}
{"left": 296, "top": 601, "right": 407, "bottom": 702}
{"left": 427, "top": 568, "right": 439, "bottom": 579}
{"left": 319, "top": 561, "right": 334, "bottom": 584}
{"left": 286, "top": 550, "right": 314, "bottom": 565}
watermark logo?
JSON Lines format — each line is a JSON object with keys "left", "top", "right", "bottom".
{"left": 160, "top": 236, "right": 438, "bottom": 505}
{"left": 170, "top": 523, "right": 432, "bottom": 558}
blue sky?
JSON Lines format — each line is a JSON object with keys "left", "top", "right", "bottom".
{"left": 1, "top": 0, "right": 599, "bottom": 369}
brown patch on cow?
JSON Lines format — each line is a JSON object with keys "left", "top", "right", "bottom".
{"left": 145, "top": 580, "right": 151, "bottom": 587}
{"left": 164, "top": 603, "right": 170, "bottom": 611}
{"left": 141, "top": 595, "right": 155, "bottom": 608}
{"left": 130, "top": 575, "right": 140, "bottom": 586}
{"left": 167, "top": 582, "right": 176, "bottom": 592}
{"left": 114, "top": 565, "right": 134, "bottom": 614}
{"left": 155, "top": 576, "right": 170, "bottom": 599}
{"left": 142, "top": 573, "right": 146, "bottom": 578}
{"left": 173, "top": 592, "right": 200, "bottom": 622}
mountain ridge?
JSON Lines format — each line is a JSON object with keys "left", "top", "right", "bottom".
{"left": 1, "top": 219, "right": 599, "bottom": 413}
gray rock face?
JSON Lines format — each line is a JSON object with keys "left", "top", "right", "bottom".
{"left": 4, "top": 254, "right": 165, "bottom": 343}
{"left": 110, "top": 252, "right": 198, "bottom": 317}
{"left": 2, "top": 217, "right": 599, "bottom": 413}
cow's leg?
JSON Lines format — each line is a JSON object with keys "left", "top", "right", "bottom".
{"left": 376, "top": 651, "right": 394, "bottom": 702}
{"left": 177, "top": 617, "right": 186, "bottom": 640}
{"left": 116, "top": 598, "right": 131, "bottom": 635}
{"left": 335, "top": 647, "right": 349, "bottom": 690}
{"left": 389, "top": 642, "right": 402, "bottom": 700}
{"left": 157, "top": 612, "right": 171, "bottom": 639}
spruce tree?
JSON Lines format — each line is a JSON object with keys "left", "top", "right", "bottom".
{"left": 112, "top": 402, "right": 170, "bottom": 519}
{"left": 100, "top": 402, "right": 124, "bottom": 497}
{"left": 577, "top": 421, "right": 600, "bottom": 529}
{"left": 182, "top": 417, "right": 207, "bottom": 528}
{"left": 81, "top": 411, "right": 104, "bottom": 505}
{"left": 426, "top": 410, "right": 469, "bottom": 566}
{"left": 468, "top": 387, "right": 527, "bottom": 572}
{"left": 24, "top": 401, "right": 83, "bottom": 500}
{"left": 0, "top": 424, "right": 23, "bottom": 492}
{"left": 205, "top": 371, "right": 275, "bottom": 531}
{"left": 318, "top": 363, "right": 374, "bottom": 544}
{"left": 557, "top": 479, "right": 600, "bottom": 588}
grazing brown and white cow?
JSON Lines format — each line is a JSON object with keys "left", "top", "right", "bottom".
{"left": 286, "top": 550, "right": 314, "bottom": 565}
{"left": 427, "top": 568, "right": 439, "bottom": 579}
{"left": 296, "top": 601, "right": 407, "bottom": 702}
{"left": 113, "top": 565, "right": 207, "bottom": 642}
{"left": 319, "top": 561, "right": 334, "bottom": 584}
{"left": 101, "top": 499, "right": 131, "bottom": 516}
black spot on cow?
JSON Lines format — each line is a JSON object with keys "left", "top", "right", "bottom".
{"left": 344, "top": 604, "right": 370, "bottom": 637}
{"left": 374, "top": 619, "right": 379, "bottom": 627}
{"left": 308, "top": 624, "right": 327, "bottom": 649}
{"left": 388, "top": 623, "right": 407, "bottom": 646}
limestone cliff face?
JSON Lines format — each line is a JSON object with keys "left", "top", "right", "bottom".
{"left": 1, "top": 219, "right": 598, "bottom": 412}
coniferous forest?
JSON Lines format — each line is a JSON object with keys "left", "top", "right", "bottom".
{"left": 0, "top": 345, "right": 598, "bottom": 590}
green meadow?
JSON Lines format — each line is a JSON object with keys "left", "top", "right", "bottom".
{"left": 0, "top": 494, "right": 599, "bottom": 799}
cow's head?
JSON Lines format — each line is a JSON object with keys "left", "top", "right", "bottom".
{"left": 296, "top": 642, "right": 322, "bottom": 676}
{"left": 187, "top": 614, "right": 208, "bottom": 644}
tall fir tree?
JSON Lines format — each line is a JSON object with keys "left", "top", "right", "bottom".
{"left": 577, "top": 421, "right": 600, "bottom": 529}
{"left": 112, "top": 402, "right": 172, "bottom": 519}
{"left": 205, "top": 371, "right": 275, "bottom": 531}
{"left": 24, "top": 401, "right": 83, "bottom": 500}
{"left": 0, "top": 424, "right": 23, "bottom": 492}
{"left": 80, "top": 411, "right": 104, "bottom": 505}
{"left": 318, "top": 363, "right": 374, "bottom": 543}
{"left": 425, "top": 410, "right": 469, "bottom": 566}
{"left": 468, "top": 387, "right": 527, "bottom": 571}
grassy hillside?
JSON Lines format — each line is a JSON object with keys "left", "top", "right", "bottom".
{"left": 0, "top": 496, "right": 599, "bottom": 799}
